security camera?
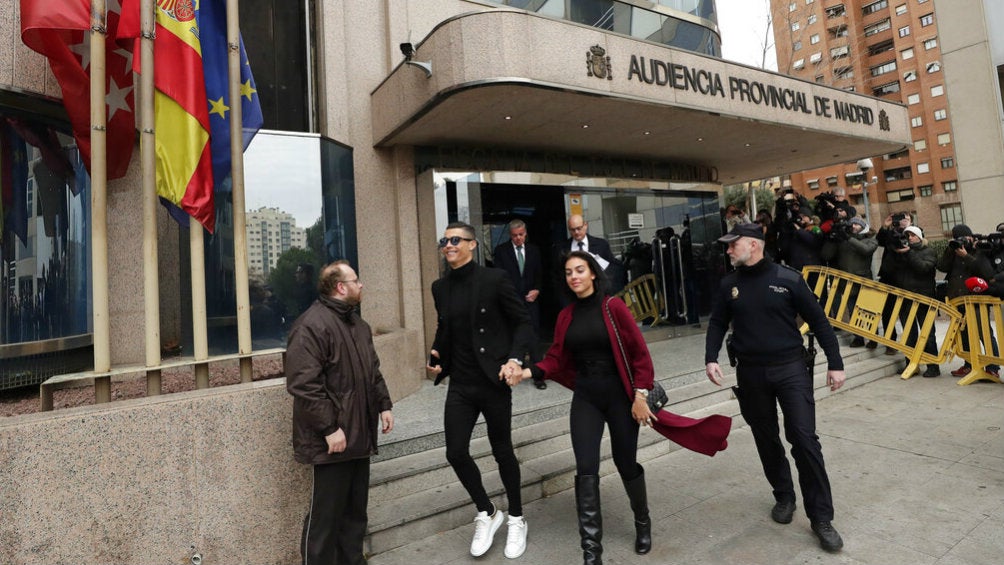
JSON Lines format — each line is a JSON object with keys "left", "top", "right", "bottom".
{"left": 400, "top": 42, "right": 415, "bottom": 60}
{"left": 856, "top": 158, "right": 873, "bottom": 173}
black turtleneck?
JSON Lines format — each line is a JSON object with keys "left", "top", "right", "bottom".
{"left": 565, "top": 292, "right": 615, "bottom": 363}
{"left": 445, "top": 261, "right": 479, "bottom": 384}
{"left": 705, "top": 257, "right": 843, "bottom": 370}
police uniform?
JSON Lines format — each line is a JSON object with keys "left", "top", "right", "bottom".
{"left": 705, "top": 224, "right": 843, "bottom": 528}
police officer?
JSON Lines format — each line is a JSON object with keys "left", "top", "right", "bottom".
{"left": 704, "top": 223, "right": 846, "bottom": 553}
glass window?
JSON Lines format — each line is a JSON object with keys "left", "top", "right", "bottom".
{"left": 914, "top": 139, "right": 927, "bottom": 151}
{"left": 941, "top": 203, "right": 962, "bottom": 232}
{"left": 790, "top": 2, "right": 797, "bottom": 12}
{"left": 920, "top": 13, "right": 934, "bottom": 26}
{"left": 919, "top": 185, "right": 932, "bottom": 197}
{"left": 911, "top": 115, "right": 923, "bottom": 127}
{"left": 873, "top": 81, "right": 901, "bottom": 95}
{"left": 794, "top": 40, "right": 803, "bottom": 51}
{"left": 808, "top": 14, "right": 817, "bottom": 24}
{"left": 815, "top": 75, "right": 826, "bottom": 83}
{"left": 885, "top": 166, "right": 912, "bottom": 181}
{"left": 938, "top": 132, "right": 951, "bottom": 145}
{"left": 836, "top": 66, "right": 854, "bottom": 79}
{"left": 863, "top": 1, "right": 889, "bottom": 15}
{"left": 931, "top": 84, "right": 944, "bottom": 96}
{"left": 926, "top": 61, "right": 941, "bottom": 73}
{"left": 811, "top": 34, "right": 820, "bottom": 44}
{"left": 887, "top": 188, "right": 915, "bottom": 202}
{"left": 792, "top": 21, "right": 801, "bottom": 31}
{"left": 899, "top": 25, "right": 911, "bottom": 37}
{"left": 907, "top": 93, "right": 921, "bottom": 104}
{"left": 917, "top": 162, "right": 930, "bottom": 174}
{"left": 826, "top": 4, "right": 846, "bottom": 18}
{"left": 924, "top": 37, "right": 938, "bottom": 50}
{"left": 943, "top": 181, "right": 957, "bottom": 192}
{"left": 904, "top": 70, "right": 917, "bottom": 82}
{"left": 868, "top": 39, "right": 894, "bottom": 56}
{"left": 827, "top": 176, "right": 839, "bottom": 187}
{"left": 810, "top": 52, "right": 823, "bottom": 63}
{"left": 887, "top": 148, "right": 910, "bottom": 159}
{"left": 864, "top": 18, "right": 891, "bottom": 36}
{"left": 871, "top": 60, "right": 897, "bottom": 76}
{"left": 934, "top": 108, "right": 947, "bottom": 120}
{"left": 941, "top": 156, "right": 954, "bottom": 168}
{"left": 896, "top": 4, "right": 907, "bottom": 15}
{"left": 901, "top": 47, "right": 914, "bottom": 59}
{"left": 831, "top": 45, "right": 850, "bottom": 58}
{"left": 807, "top": 179, "right": 820, "bottom": 189}
{"left": 793, "top": 58, "right": 805, "bottom": 69}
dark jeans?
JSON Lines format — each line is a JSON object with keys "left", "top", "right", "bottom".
{"left": 956, "top": 305, "right": 1001, "bottom": 371}
{"left": 569, "top": 359, "right": 641, "bottom": 479}
{"left": 444, "top": 381, "right": 523, "bottom": 516}
{"left": 301, "top": 458, "right": 370, "bottom": 565}
{"left": 734, "top": 359, "right": 834, "bottom": 522}
{"left": 901, "top": 303, "right": 939, "bottom": 358}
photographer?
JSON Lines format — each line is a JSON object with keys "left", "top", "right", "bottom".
{"left": 773, "top": 191, "right": 818, "bottom": 269}
{"left": 820, "top": 217, "right": 878, "bottom": 347}
{"left": 874, "top": 212, "right": 913, "bottom": 353}
{"left": 889, "top": 226, "right": 941, "bottom": 377}
{"left": 985, "top": 222, "right": 1004, "bottom": 274}
{"left": 937, "top": 224, "right": 1000, "bottom": 378}
{"left": 814, "top": 189, "right": 857, "bottom": 225}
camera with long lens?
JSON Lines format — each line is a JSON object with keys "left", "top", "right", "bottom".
{"left": 894, "top": 233, "right": 910, "bottom": 249}
{"left": 948, "top": 237, "right": 972, "bottom": 251}
{"left": 891, "top": 212, "right": 907, "bottom": 225}
{"left": 828, "top": 220, "right": 854, "bottom": 241}
{"left": 974, "top": 232, "right": 1004, "bottom": 251}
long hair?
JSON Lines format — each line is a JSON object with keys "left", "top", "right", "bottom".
{"left": 561, "top": 250, "right": 609, "bottom": 301}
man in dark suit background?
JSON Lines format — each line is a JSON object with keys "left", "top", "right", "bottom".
{"left": 559, "top": 214, "right": 627, "bottom": 296}
{"left": 493, "top": 219, "right": 547, "bottom": 390}
{"left": 427, "top": 221, "right": 534, "bottom": 559}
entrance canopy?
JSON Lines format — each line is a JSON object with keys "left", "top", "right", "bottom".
{"left": 371, "top": 9, "right": 910, "bottom": 184}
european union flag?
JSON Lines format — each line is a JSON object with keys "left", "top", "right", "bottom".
{"left": 197, "top": 0, "right": 265, "bottom": 193}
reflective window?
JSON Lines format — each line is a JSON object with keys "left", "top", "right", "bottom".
{"left": 941, "top": 203, "right": 962, "bottom": 232}
{"left": 197, "top": 132, "right": 357, "bottom": 351}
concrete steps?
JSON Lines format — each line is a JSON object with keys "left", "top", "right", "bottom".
{"left": 364, "top": 339, "right": 900, "bottom": 557}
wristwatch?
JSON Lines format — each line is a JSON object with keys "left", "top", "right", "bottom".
{"left": 635, "top": 388, "right": 649, "bottom": 397}
{"left": 508, "top": 358, "right": 523, "bottom": 367}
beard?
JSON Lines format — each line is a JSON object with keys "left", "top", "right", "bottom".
{"left": 729, "top": 247, "right": 753, "bottom": 267}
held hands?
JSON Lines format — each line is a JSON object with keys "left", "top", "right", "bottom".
{"left": 325, "top": 428, "right": 347, "bottom": 454}
{"left": 498, "top": 362, "right": 528, "bottom": 386}
{"left": 827, "top": 370, "right": 846, "bottom": 391}
{"left": 706, "top": 362, "right": 724, "bottom": 386}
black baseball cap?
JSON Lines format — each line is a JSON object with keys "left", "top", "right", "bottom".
{"left": 718, "top": 223, "right": 765, "bottom": 243}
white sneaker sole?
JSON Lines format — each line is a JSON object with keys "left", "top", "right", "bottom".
{"left": 470, "top": 513, "right": 504, "bottom": 557}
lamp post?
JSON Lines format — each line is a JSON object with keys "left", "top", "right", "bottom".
{"left": 856, "top": 158, "right": 876, "bottom": 227}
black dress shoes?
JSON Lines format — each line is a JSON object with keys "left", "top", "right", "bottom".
{"left": 770, "top": 500, "right": 796, "bottom": 524}
{"left": 533, "top": 378, "right": 547, "bottom": 390}
{"left": 811, "top": 521, "right": 844, "bottom": 552}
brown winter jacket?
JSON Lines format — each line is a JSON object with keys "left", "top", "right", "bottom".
{"left": 285, "top": 295, "right": 392, "bottom": 465}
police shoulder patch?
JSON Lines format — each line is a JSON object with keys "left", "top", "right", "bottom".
{"left": 775, "top": 263, "right": 802, "bottom": 283}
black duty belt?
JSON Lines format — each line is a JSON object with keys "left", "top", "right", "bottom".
{"left": 735, "top": 355, "right": 804, "bottom": 368}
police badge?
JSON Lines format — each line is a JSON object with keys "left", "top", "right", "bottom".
{"left": 586, "top": 45, "right": 612, "bottom": 80}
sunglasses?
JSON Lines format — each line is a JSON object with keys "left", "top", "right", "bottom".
{"left": 438, "top": 236, "right": 475, "bottom": 248}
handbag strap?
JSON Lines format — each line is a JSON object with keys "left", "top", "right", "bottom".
{"left": 604, "top": 297, "right": 635, "bottom": 388}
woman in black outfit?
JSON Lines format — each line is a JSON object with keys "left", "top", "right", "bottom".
{"left": 508, "top": 251, "right": 657, "bottom": 565}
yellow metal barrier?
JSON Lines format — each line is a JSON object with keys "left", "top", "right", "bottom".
{"left": 616, "top": 274, "right": 665, "bottom": 326}
{"left": 947, "top": 295, "right": 1004, "bottom": 385}
{"left": 801, "top": 266, "right": 965, "bottom": 379}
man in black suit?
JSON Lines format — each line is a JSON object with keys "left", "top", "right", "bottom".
{"left": 427, "top": 221, "right": 534, "bottom": 559}
{"left": 565, "top": 214, "right": 615, "bottom": 265}
{"left": 493, "top": 219, "right": 547, "bottom": 390}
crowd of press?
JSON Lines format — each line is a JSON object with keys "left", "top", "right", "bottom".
{"left": 723, "top": 187, "right": 1004, "bottom": 378}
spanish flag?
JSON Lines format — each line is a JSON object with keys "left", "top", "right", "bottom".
{"left": 122, "top": 0, "right": 215, "bottom": 232}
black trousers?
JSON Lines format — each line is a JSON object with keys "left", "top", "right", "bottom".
{"left": 444, "top": 381, "right": 523, "bottom": 516}
{"left": 301, "top": 457, "right": 370, "bottom": 565}
{"left": 734, "top": 359, "right": 834, "bottom": 522}
{"left": 570, "top": 360, "right": 640, "bottom": 478}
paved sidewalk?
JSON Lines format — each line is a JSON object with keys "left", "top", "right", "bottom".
{"left": 368, "top": 372, "right": 1004, "bottom": 565}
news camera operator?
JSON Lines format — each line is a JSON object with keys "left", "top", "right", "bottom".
{"left": 984, "top": 222, "right": 1004, "bottom": 274}
{"left": 813, "top": 190, "right": 856, "bottom": 226}
{"left": 937, "top": 224, "right": 1000, "bottom": 378}
{"left": 886, "top": 226, "right": 942, "bottom": 377}
{"left": 773, "top": 190, "right": 820, "bottom": 270}
{"left": 820, "top": 217, "right": 877, "bottom": 347}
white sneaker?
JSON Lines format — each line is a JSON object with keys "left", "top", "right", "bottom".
{"left": 470, "top": 509, "right": 505, "bottom": 557}
{"left": 504, "top": 515, "right": 528, "bottom": 558}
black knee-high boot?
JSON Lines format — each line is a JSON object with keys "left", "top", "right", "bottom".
{"left": 575, "top": 475, "right": 603, "bottom": 565}
{"left": 622, "top": 465, "right": 651, "bottom": 554}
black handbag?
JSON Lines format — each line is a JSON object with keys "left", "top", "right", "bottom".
{"left": 604, "top": 298, "right": 668, "bottom": 412}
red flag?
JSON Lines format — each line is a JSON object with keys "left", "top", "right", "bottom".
{"left": 20, "top": 0, "right": 136, "bottom": 180}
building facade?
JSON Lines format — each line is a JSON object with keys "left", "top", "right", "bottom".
{"left": 772, "top": 0, "right": 962, "bottom": 236}
{"left": 245, "top": 207, "right": 307, "bottom": 279}
{"left": 932, "top": 0, "right": 1004, "bottom": 234}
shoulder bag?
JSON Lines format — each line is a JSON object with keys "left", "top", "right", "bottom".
{"left": 604, "top": 297, "right": 668, "bottom": 412}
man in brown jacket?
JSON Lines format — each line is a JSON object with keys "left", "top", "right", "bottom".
{"left": 285, "top": 261, "right": 394, "bottom": 565}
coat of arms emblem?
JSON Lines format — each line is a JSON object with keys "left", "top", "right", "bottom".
{"left": 878, "top": 109, "right": 890, "bottom": 132}
{"left": 586, "top": 45, "right": 612, "bottom": 80}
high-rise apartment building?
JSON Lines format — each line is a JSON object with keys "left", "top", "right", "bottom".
{"left": 245, "top": 207, "right": 307, "bottom": 279}
{"left": 772, "top": 0, "right": 959, "bottom": 236}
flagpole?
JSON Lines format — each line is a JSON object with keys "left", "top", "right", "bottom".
{"left": 140, "top": 0, "right": 161, "bottom": 395}
{"left": 90, "top": 0, "right": 111, "bottom": 403}
{"left": 227, "top": 0, "right": 253, "bottom": 383}
{"left": 191, "top": 220, "right": 210, "bottom": 388}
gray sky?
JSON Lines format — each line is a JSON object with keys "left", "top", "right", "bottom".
{"left": 717, "top": 0, "right": 778, "bottom": 71}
